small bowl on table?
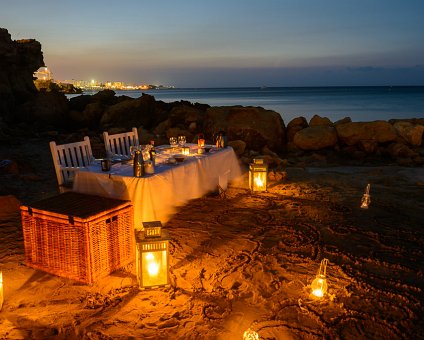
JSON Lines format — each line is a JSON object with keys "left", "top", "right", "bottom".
{"left": 174, "top": 155, "right": 186, "bottom": 163}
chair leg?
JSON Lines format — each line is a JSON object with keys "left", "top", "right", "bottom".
{"left": 218, "top": 184, "right": 227, "bottom": 199}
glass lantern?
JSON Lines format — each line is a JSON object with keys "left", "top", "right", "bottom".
{"left": 135, "top": 221, "right": 170, "bottom": 289}
{"left": 311, "top": 258, "right": 329, "bottom": 298}
{"left": 182, "top": 146, "right": 190, "bottom": 156}
{"left": 249, "top": 159, "right": 268, "bottom": 192}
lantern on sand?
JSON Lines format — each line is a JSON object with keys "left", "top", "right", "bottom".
{"left": 136, "top": 221, "right": 170, "bottom": 289}
{"left": 0, "top": 271, "right": 3, "bottom": 310}
{"left": 360, "top": 183, "right": 371, "bottom": 209}
{"left": 249, "top": 159, "right": 268, "bottom": 192}
{"left": 311, "top": 258, "right": 329, "bottom": 298}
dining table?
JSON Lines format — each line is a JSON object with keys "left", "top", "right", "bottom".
{"left": 72, "top": 144, "right": 242, "bottom": 228}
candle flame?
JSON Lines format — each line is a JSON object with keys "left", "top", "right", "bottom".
{"left": 254, "top": 176, "right": 264, "bottom": 187}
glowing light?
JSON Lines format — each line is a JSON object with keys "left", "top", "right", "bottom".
{"left": 147, "top": 261, "right": 159, "bottom": 276}
{"left": 311, "top": 259, "right": 329, "bottom": 298}
{"left": 360, "top": 183, "right": 371, "bottom": 209}
{"left": 243, "top": 328, "right": 259, "bottom": 340}
{"left": 254, "top": 176, "right": 264, "bottom": 188}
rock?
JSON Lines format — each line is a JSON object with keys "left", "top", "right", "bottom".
{"left": 100, "top": 93, "right": 168, "bottom": 130}
{"left": 154, "top": 119, "right": 171, "bottom": 136}
{"left": 309, "top": 114, "right": 332, "bottom": 126}
{"left": 228, "top": 140, "right": 246, "bottom": 156}
{"left": 335, "top": 121, "right": 397, "bottom": 146}
{"left": 286, "top": 117, "right": 308, "bottom": 142}
{"left": 189, "top": 121, "right": 197, "bottom": 132}
{"left": 18, "top": 91, "right": 69, "bottom": 129}
{"left": 393, "top": 121, "right": 424, "bottom": 146}
{"left": 166, "top": 127, "right": 193, "bottom": 141}
{"left": 268, "top": 170, "right": 287, "bottom": 182}
{"left": 169, "top": 104, "right": 204, "bottom": 126}
{"left": 387, "top": 142, "right": 419, "bottom": 159}
{"left": 0, "top": 195, "right": 21, "bottom": 218}
{"left": 293, "top": 126, "right": 338, "bottom": 150}
{"left": 204, "top": 106, "right": 285, "bottom": 152}
{"left": 334, "top": 117, "right": 352, "bottom": 125}
{"left": 70, "top": 102, "right": 104, "bottom": 129}
{"left": 0, "top": 29, "right": 44, "bottom": 122}
{"left": 359, "top": 140, "right": 378, "bottom": 153}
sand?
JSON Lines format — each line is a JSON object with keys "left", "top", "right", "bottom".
{"left": 0, "top": 138, "right": 423, "bottom": 339}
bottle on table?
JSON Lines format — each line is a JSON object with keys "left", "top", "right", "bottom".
{"left": 149, "top": 140, "right": 156, "bottom": 166}
{"left": 133, "top": 150, "right": 144, "bottom": 177}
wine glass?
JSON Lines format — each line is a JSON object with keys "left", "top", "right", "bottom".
{"left": 130, "top": 145, "right": 137, "bottom": 159}
{"left": 169, "top": 136, "right": 178, "bottom": 148}
{"left": 178, "top": 135, "right": 186, "bottom": 147}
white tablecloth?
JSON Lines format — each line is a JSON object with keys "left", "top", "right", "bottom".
{"left": 72, "top": 146, "right": 242, "bottom": 228}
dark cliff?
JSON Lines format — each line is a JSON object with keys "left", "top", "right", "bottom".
{"left": 0, "top": 28, "right": 44, "bottom": 125}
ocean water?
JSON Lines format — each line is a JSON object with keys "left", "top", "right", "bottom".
{"left": 74, "top": 86, "right": 424, "bottom": 123}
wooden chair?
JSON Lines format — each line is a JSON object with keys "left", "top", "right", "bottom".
{"left": 50, "top": 136, "right": 93, "bottom": 193}
{"left": 103, "top": 127, "right": 140, "bottom": 158}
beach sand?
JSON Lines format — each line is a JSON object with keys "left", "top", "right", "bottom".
{"left": 0, "top": 138, "right": 423, "bottom": 339}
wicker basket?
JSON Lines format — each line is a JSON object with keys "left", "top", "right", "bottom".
{"left": 21, "top": 192, "right": 134, "bottom": 284}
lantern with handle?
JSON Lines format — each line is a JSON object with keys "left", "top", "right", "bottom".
{"left": 311, "top": 258, "right": 329, "bottom": 298}
{"left": 136, "top": 221, "right": 170, "bottom": 289}
{"left": 249, "top": 159, "right": 268, "bottom": 192}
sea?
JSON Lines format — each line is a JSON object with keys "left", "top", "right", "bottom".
{"left": 71, "top": 86, "right": 424, "bottom": 123}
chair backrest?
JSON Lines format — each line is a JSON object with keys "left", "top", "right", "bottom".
{"left": 103, "top": 127, "right": 140, "bottom": 158}
{"left": 50, "top": 136, "right": 93, "bottom": 189}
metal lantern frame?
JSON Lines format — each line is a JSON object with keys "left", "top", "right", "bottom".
{"left": 136, "top": 221, "right": 171, "bottom": 289}
{"left": 249, "top": 159, "right": 268, "bottom": 192}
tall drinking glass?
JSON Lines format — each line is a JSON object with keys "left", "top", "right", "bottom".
{"left": 169, "top": 137, "right": 178, "bottom": 149}
{"left": 178, "top": 135, "right": 186, "bottom": 147}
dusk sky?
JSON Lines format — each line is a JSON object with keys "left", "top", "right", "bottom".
{"left": 2, "top": 0, "right": 424, "bottom": 87}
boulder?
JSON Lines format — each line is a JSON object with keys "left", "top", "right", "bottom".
{"left": 393, "top": 121, "right": 424, "bottom": 146}
{"left": 293, "top": 126, "right": 338, "bottom": 151}
{"left": 19, "top": 91, "right": 69, "bottom": 128}
{"left": 286, "top": 116, "right": 308, "bottom": 142}
{"left": 309, "top": 115, "right": 332, "bottom": 126}
{"left": 0, "top": 195, "right": 21, "bottom": 218}
{"left": 169, "top": 104, "right": 204, "bottom": 126}
{"left": 334, "top": 117, "right": 352, "bottom": 125}
{"left": 100, "top": 93, "right": 169, "bottom": 130}
{"left": 335, "top": 121, "right": 397, "bottom": 146}
{"left": 0, "top": 28, "right": 44, "bottom": 121}
{"left": 228, "top": 140, "right": 246, "bottom": 156}
{"left": 387, "top": 142, "right": 419, "bottom": 159}
{"left": 72, "top": 101, "right": 104, "bottom": 129}
{"left": 204, "top": 106, "right": 286, "bottom": 152}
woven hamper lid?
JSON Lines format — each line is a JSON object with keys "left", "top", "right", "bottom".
{"left": 25, "top": 192, "right": 131, "bottom": 219}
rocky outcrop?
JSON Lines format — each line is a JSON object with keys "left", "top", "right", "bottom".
{"left": 100, "top": 93, "right": 170, "bottom": 130}
{"left": 286, "top": 117, "right": 308, "bottom": 142}
{"left": 335, "top": 121, "right": 397, "bottom": 146}
{"left": 293, "top": 126, "right": 338, "bottom": 150}
{"left": 309, "top": 114, "right": 332, "bottom": 126}
{"left": 392, "top": 121, "right": 424, "bottom": 146}
{"left": 0, "top": 28, "right": 44, "bottom": 122}
{"left": 204, "top": 106, "right": 286, "bottom": 152}
{"left": 18, "top": 91, "right": 69, "bottom": 128}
